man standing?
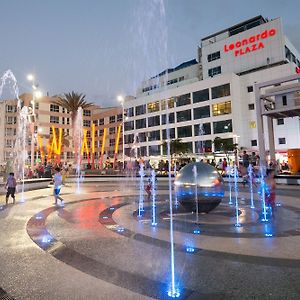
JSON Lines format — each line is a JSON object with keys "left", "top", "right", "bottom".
{"left": 5, "top": 172, "right": 17, "bottom": 205}
{"left": 242, "top": 151, "right": 250, "bottom": 168}
{"left": 53, "top": 167, "right": 64, "bottom": 207}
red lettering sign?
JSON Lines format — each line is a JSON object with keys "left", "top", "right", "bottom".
{"left": 224, "top": 28, "right": 276, "bottom": 57}
{"left": 296, "top": 67, "right": 300, "bottom": 74}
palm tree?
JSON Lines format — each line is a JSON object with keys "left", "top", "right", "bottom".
{"left": 162, "top": 139, "right": 190, "bottom": 158}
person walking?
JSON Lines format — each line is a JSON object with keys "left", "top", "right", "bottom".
{"left": 53, "top": 167, "right": 64, "bottom": 207}
{"left": 5, "top": 172, "right": 17, "bottom": 205}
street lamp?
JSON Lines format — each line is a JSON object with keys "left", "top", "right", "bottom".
{"left": 27, "top": 74, "right": 42, "bottom": 169}
{"left": 117, "top": 95, "right": 127, "bottom": 169}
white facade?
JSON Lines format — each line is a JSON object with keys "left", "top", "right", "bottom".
{"left": 123, "top": 16, "right": 300, "bottom": 158}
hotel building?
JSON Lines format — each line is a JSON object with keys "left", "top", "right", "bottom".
{"left": 122, "top": 16, "right": 300, "bottom": 161}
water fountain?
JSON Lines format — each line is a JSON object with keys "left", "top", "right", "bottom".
{"left": 193, "top": 165, "right": 199, "bottom": 224}
{"left": 151, "top": 169, "right": 157, "bottom": 226}
{"left": 233, "top": 165, "right": 241, "bottom": 227}
{"left": 174, "top": 163, "right": 179, "bottom": 207}
{"left": 74, "top": 107, "right": 83, "bottom": 193}
{"left": 227, "top": 166, "right": 233, "bottom": 205}
{"left": 138, "top": 162, "right": 145, "bottom": 217}
{"left": 248, "top": 164, "right": 255, "bottom": 208}
{"left": 198, "top": 123, "right": 205, "bottom": 157}
{"left": 259, "top": 166, "right": 268, "bottom": 221}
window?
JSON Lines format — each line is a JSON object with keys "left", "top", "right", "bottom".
{"left": 214, "top": 138, "right": 234, "bottom": 151}
{"left": 148, "top": 130, "right": 160, "bottom": 141}
{"left": 117, "top": 114, "right": 122, "bottom": 122}
{"left": 99, "top": 118, "right": 104, "bottom": 125}
{"left": 5, "top": 128, "right": 16, "bottom": 136}
{"left": 162, "top": 128, "right": 175, "bottom": 139}
{"left": 193, "top": 89, "right": 209, "bottom": 103}
{"left": 109, "top": 139, "right": 115, "bottom": 147}
{"left": 135, "top": 104, "right": 146, "bottom": 116}
{"left": 207, "top": 51, "right": 220, "bottom": 62}
{"left": 83, "top": 110, "right": 91, "bottom": 116}
{"left": 161, "top": 98, "right": 175, "bottom": 110}
{"left": 194, "top": 106, "right": 210, "bottom": 119}
{"left": 67, "top": 118, "right": 70, "bottom": 125}
{"left": 5, "top": 105, "right": 17, "bottom": 113}
{"left": 149, "top": 145, "right": 160, "bottom": 156}
{"left": 99, "top": 129, "right": 104, "bottom": 135}
{"left": 208, "top": 66, "right": 221, "bottom": 77}
{"left": 194, "top": 123, "right": 211, "bottom": 135}
{"left": 176, "top": 94, "right": 191, "bottom": 107}
{"left": 62, "top": 117, "right": 65, "bottom": 125}
{"left": 167, "top": 78, "right": 178, "bottom": 85}
{"left": 50, "top": 127, "right": 53, "bottom": 135}
{"left": 67, "top": 152, "right": 74, "bottom": 159}
{"left": 251, "top": 140, "right": 257, "bottom": 146}
{"left": 179, "top": 76, "right": 184, "bottom": 82}
{"left": 136, "top": 118, "right": 146, "bottom": 129}
{"left": 124, "top": 121, "right": 134, "bottom": 131}
{"left": 140, "top": 146, "right": 147, "bottom": 156}
{"left": 6, "top": 116, "right": 17, "bottom": 124}
{"left": 248, "top": 103, "right": 255, "bottom": 110}
{"left": 5, "top": 139, "right": 13, "bottom": 148}
{"left": 125, "top": 134, "right": 134, "bottom": 144}
{"left": 277, "top": 118, "right": 284, "bottom": 125}
{"left": 249, "top": 121, "right": 256, "bottom": 128}
{"left": 147, "top": 101, "right": 160, "bottom": 113}
{"left": 50, "top": 116, "right": 59, "bottom": 123}
{"left": 178, "top": 126, "right": 192, "bottom": 138}
{"left": 109, "top": 127, "right": 116, "bottom": 134}
{"left": 94, "top": 129, "right": 98, "bottom": 137}
{"left": 177, "top": 110, "right": 191, "bottom": 122}
{"left": 148, "top": 116, "right": 160, "bottom": 127}
{"left": 86, "top": 131, "right": 91, "bottom": 138}
{"left": 93, "top": 120, "right": 98, "bottom": 126}
{"left": 50, "top": 104, "right": 59, "bottom": 112}
{"left": 282, "top": 95, "right": 287, "bottom": 106}
{"left": 278, "top": 138, "right": 286, "bottom": 144}
{"left": 247, "top": 86, "right": 254, "bottom": 93}
{"left": 213, "top": 119, "right": 232, "bottom": 133}
{"left": 62, "top": 108, "right": 65, "bottom": 113}
{"left": 212, "top": 101, "right": 232, "bottom": 116}
{"left": 126, "top": 107, "right": 134, "bottom": 117}
{"left": 83, "top": 120, "right": 91, "bottom": 127}
{"left": 161, "top": 113, "right": 175, "bottom": 124}
{"left": 109, "top": 116, "right": 116, "bottom": 123}
{"left": 211, "top": 83, "right": 230, "bottom": 99}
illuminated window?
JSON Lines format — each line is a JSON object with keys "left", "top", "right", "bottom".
{"left": 212, "top": 101, "right": 231, "bottom": 116}
{"left": 249, "top": 121, "right": 256, "bottom": 128}
{"left": 161, "top": 98, "right": 175, "bottom": 110}
{"left": 147, "top": 101, "right": 160, "bottom": 113}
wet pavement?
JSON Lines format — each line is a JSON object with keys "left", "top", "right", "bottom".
{"left": 0, "top": 180, "right": 300, "bottom": 299}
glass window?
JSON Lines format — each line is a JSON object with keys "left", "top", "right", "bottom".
{"left": 213, "top": 119, "right": 233, "bottom": 134}
{"left": 117, "top": 114, "right": 122, "bottom": 122}
{"left": 5, "top": 105, "right": 17, "bottom": 113}
{"left": 139, "top": 132, "right": 147, "bottom": 142}
{"left": 277, "top": 118, "right": 284, "bottom": 125}
{"left": 5, "top": 139, "right": 13, "bottom": 148}
{"left": 162, "top": 128, "right": 175, "bottom": 139}
{"left": 193, "top": 89, "right": 209, "bottom": 103}
{"left": 214, "top": 138, "right": 233, "bottom": 151}
{"left": 148, "top": 130, "right": 160, "bottom": 141}
{"left": 136, "top": 118, "right": 146, "bottom": 129}
{"left": 109, "top": 127, "right": 116, "bottom": 134}
{"left": 99, "top": 129, "right": 104, "bottom": 135}
{"left": 194, "top": 123, "right": 211, "bottom": 136}
{"left": 249, "top": 121, "right": 256, "bottom": 128}
{"left": 83, "top": 120, "right": 91, "bottom": 127}
{"left": 196, "top": 140, "right": 212, "bottom": 152}
{"left": 247, "top": 86, "right": 254, "bottom": 93}
{"left": 62, "top": 117, "right": 65, "bottom": 124}
{"left": 251, "top": 140, "right": 257, "bottom": 146}
{"left": 109, "top": 116, "right": 116, "bottom": 123}
{"left": 149, "top": 145, "right": 160, "bottom": 156}
{"left": 248, "top": 103, "right": 255, "bottom": 110}
{"left": 278, "top": 138, "right": 286, "bottom": 144}
{"left": 148, "top": 115, "right": 160, "bottom": 127}
{"left": 67, "top": 118, "right": 70, "bottom": 125}
{"left": 93, "top": 120, "right": 98, "bottom": 125}
{"left": 161, "top": 98, "right": 175, "bottom": 110}
{"left": 135, "top": 104, "right": 146, "bottom": 115}
{"left": 194, "top": 106, "right": 210, "bottom": 119}
{"left": 161, "top": 113, "right": 175, "bottom": 124}
{"left": 207, "top": 51, "right": 220, "bottom": 62}
{"left": 208, "top": 66, "right": 221, "bottom": 77}
{"left": 211, "top": 83, "right": 230, "bottom": 99}
{"left": 183, "top": 142, "right": 193, "bottom": 152}
{"left": 176, "top": 110, "right": 191, "bottom": 122}
{"left": 83, "top": 110, "right": 91, "bottom": 116}
{"left": 50, "top": 104, "right": 59, "bottom": 112}
{"left": 140, "top": 146, "right": 147, "bottom": 156}
{"left": 126, "top": 107, "right": 134, "bottom": 117}
{"left": 176, "top": 94, "right": 191, "bottom": 107}
{"left": 178, "top": 126, "right": 192, "bottom": 138}
{"left": 124, "top": 121, "right": 134, "bottom": 131}
{"left": 282, "top": 96, "right": 287, "bottom": 106}
{"left": 212, "top": 101, "right": 232, "bottom": 116}
{"left": 86, "top": 131, "right": 91, "bottom": 138}
{"left": 125, "top": 134, "right": 134, "bottom": 144}
{"left": 147, "top": 101, "right": 160, "bottom": 113}
{"left": 50, "top": 116, "right": 59, "bottom": 123}
{"left": 6, "top": 117, "right": 17, "bottom": 124}
{"left": 99, "top": 118, "right": 104, "bottom": 125}
{"left": 109, "top": 139, "right": 115, "bottom": 147}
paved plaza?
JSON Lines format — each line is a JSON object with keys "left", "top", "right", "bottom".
{"left": 0, "top": 179, "right": 300, "bottom": 299}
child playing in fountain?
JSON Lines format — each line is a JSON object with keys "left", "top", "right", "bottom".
{"left": 145, "top": 178, "right": 152, "bottom": 201}
{"left": 5, "top": 172, "right": 17, "bottom": 205}
{"left": 53, "top": 167, "right": 64, "bottom": 207}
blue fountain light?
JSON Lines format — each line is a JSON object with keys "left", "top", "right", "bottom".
{"left": 168, "top": 289, "right": 181, "bottom": 298}
{"left": 186, "top": 247, "right": 195, "bottom": 253}
{"left": 265, "top": 233, "right": 273, "bottom": 237}
{"left": 151, "top": 169, "right": 157, "bottom": 226}
{"left": 276, "top": 203, "right": 281, "bottom": 207}
{"left": 117, "top": 227, "right": 125, "bottom": 233}
{"left": 138, "top": 163, "right": 145, "bottom": 217}
{"left": 259, "top": 166, "right": 268, "bottom": 221}
{"left": 233, "top": 165, "right": 240, "bottom": 227}
{"left": 193, "top": 229, "right": 201, "bottom": 234}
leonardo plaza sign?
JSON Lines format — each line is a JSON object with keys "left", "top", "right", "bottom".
{"left": 224, "top": 28, "right": 277, "bottom": 57}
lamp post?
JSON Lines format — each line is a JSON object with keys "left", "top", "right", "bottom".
{"left": 117, "top": 95, "right": 126, "bottom": 169}
{"left": 27, "top": 74, "right": 42, "bottom": 169}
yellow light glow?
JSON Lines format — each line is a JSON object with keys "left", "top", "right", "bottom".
{"left": 91, "top": 124, "right": 95, "bottom": 154}
{"left": 81, "top": 129, "right": 89, "bottom": 155}
{"left": 101, "top": 127, "right": 106, "bottom": 155}
{"left": 114, "top": 125, "right": 122, "bottom": 154}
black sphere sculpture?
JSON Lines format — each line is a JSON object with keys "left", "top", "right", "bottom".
{"left": 174, "top": 162, "right": 224, "bottom": 213}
